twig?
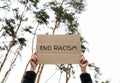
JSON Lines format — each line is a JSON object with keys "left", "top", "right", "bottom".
{"left": 0, "top": 4, "right": 10, "bottom": 9}
{"left": 45, "top": 69, "right": 58, "bottom": 83}
{"left": 0, "top": 27, "right": 3, "bottom": 32}
{"left": 32, "top": 23, "right": 39, "bottom": 55}
{"left": 58, "top": 71, "right": 63, "bottom": 83}
{"left": 0, "top": 27, "right": 4, "bottom": 38}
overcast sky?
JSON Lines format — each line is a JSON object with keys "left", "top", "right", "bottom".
{"left": 79, "top": 0, "right": 120, "bottom": 82}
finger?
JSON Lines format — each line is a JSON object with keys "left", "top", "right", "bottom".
{"left": 31, "top": 58, "right": 37, "bottom": 65}
{"left": 80, "top": 56, "right": 84, "bottom": 62}
{"left": 33, "top": 52, "right": 38, "bottom": 61}
{"left": 83, "top": 59, "right": 88, "bottom": 65}
{"left": 32, "top": 53, "right": 38, "bottom": 60}
{"left": 34, "top": 52, "right": 36, "bottom": 55}
{"left": 83, "top": 60, "right": 87, "bottom": 64}
{"left": 30, "top": 60, "right": 36, "bottom": 67}
{"left": 31, "top": 56, "right": 36, "bottom": 62}
{"left": 81, "top": 57, "right": 86, "bottom": 63}
{"left": 34, "top": 54, "right": 38, "bottom": 62}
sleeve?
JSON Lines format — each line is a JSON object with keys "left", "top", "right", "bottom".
{"left": 22, "top": 71, "right": 36, "bottom": 83}
{"left": 80, "top": 73, "right": 92, "bottom": 83}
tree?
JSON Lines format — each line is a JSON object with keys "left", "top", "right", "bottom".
{"left": 0, "top": 0, "right": 110, "bottom": 83}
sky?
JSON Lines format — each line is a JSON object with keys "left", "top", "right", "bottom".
{"left": 78, "top": 0, "right": 120, "bottom": 82}
{"left": 1, "top": 0, "right": 120, "bottom": 83}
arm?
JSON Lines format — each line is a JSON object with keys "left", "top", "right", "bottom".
{"left": 22, "top": 53, "right": 38, "bottom": 83}
{"left": 79, "top": 56, "right": 92, "bottom": 83}
{"left": 22, "top": 71, "right": 36, "bottom": 83}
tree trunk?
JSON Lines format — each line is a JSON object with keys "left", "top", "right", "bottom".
{"left": 35, "top": 64, "right": 44, "bottom": 83}
{"left": 1, "top": 46, "right": 23, "bottom": 83}
{"left": 0, "top": 5, "right": 26, "bottom": 72}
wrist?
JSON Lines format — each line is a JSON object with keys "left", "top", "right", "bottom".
{"left": 30, "top": 67, "right": 36, "bottom": 72}
{"left": 80, "top": 68, "right": 87, "bottom": 73}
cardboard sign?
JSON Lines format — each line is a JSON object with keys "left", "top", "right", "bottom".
{"left": 36, "top": 35, "right": 82, "bottom": 64}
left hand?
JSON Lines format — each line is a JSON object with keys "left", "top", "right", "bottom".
{"left": 30, "top": 52, "right": 38, "bottom": 71}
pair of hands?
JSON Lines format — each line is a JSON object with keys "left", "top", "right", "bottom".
{"left": 30, "top": 53, "right": 88, "bottom": 73}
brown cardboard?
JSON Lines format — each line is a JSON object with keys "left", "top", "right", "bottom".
{"left": 36, "top": 35, "right": 82, "bottom": 64}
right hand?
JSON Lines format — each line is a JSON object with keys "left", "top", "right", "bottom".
{"left": 79, "top": 56, "right": 88, "bottom": 73}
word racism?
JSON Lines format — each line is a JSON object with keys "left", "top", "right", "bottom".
{"left": 40, "top": 45, "right": 77, "bottom": 51}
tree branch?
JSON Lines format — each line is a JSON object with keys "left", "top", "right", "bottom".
{"left": 0, "top": 27, "right": 4, "bottom": 38}
{"left": 58, "top": 71, "right": 63, "bottom": 83}
{"left": 45, "top": 69, "right": 58, "bottom": 83}
{"left": 32, "top": 23, "right": 39, "bottom": 55}
{"left": 52, "top": 0, "right": 65, "bottom": 34}
{"left": 35, "top": 64, "right": 44, "bottom": 83}
{"left": 0, "top": 4, "right": 10, "bottom": 9}
{"left": 66, "top": 64, "right": 72, "bottom": 83}
{"left": 1, "top": 45, "right": 23, "bottom": 83}
{"left": 20, "top": 23, "right": 39, "bottom": 82}
{"left": 0, "top": 27, "right": 3, "bottom": 32}
{"left": 0, "top": 5, "right": 27, "bottom": 72}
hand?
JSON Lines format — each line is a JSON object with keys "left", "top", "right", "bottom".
{"left": 30, "top": 52, "right": 38, "bottom": 71}
{"left": 79, "top": 56, "right": 88, "bottom": 73}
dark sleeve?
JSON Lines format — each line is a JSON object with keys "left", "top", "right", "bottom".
{"left": 22, "top": 71, "right": 36, "bottom": 83}
{"left": 80, "top": 73, "right": 92, "bottom": 83}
